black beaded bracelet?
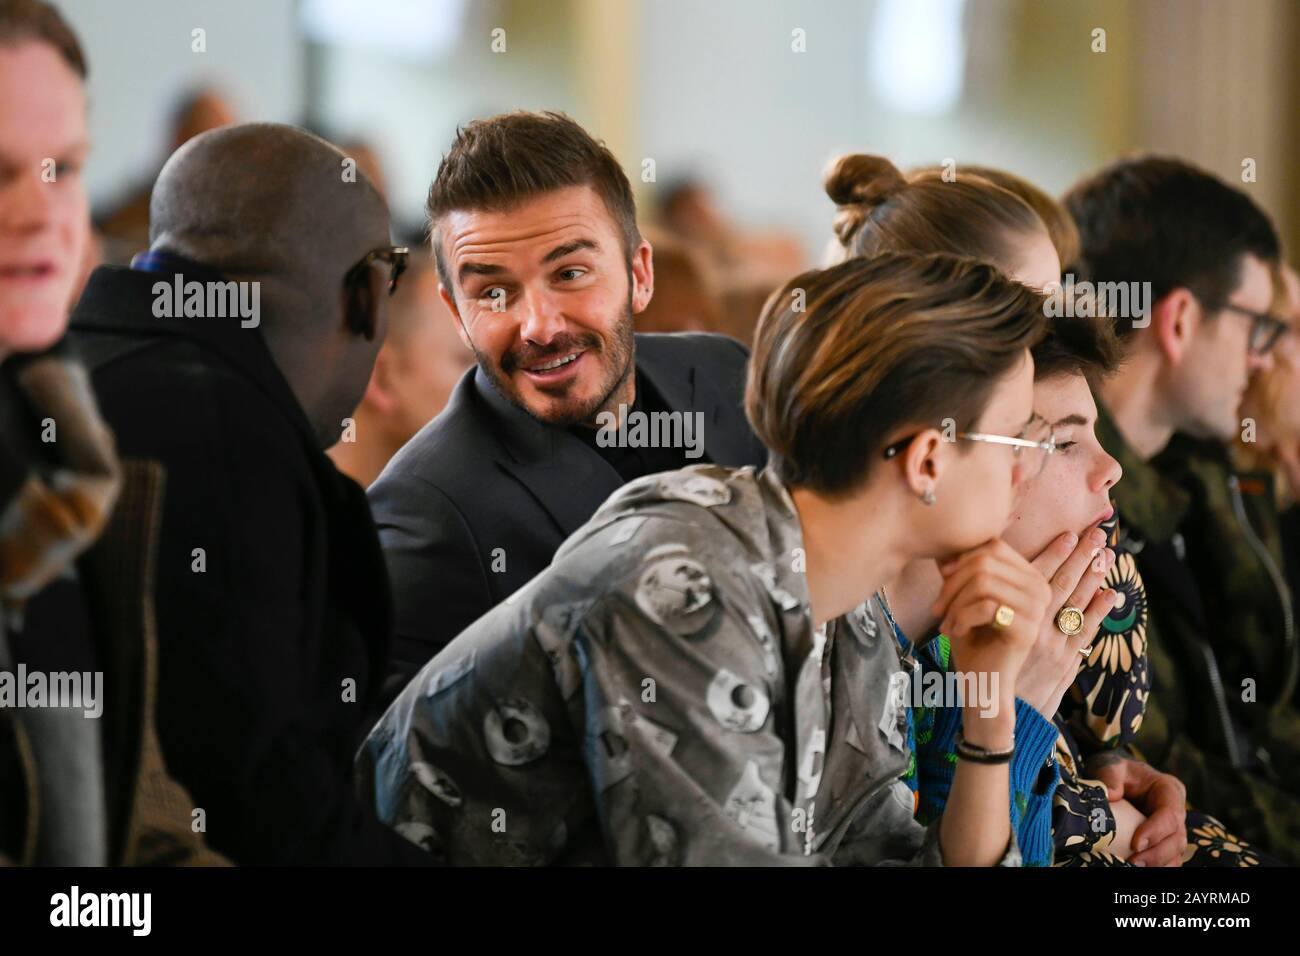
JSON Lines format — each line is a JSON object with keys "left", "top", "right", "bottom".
{"left": 954, "top": 730, "right": 1016, "bottom": 765}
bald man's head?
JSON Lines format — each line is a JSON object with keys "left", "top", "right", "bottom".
{"left": 150, "top": 122, "right": 387, "bottom": 289}
{"left": 148, "top": 123, "right": 393, "bottom": 447}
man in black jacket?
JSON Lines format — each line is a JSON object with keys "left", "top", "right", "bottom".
{"left": 370, "top": 112, "right": 767, "bottom": 692}
{"left": 68, "top": 122, "right": 428, "bottom": 865}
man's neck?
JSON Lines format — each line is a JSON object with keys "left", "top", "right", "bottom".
{"left": 326, "top": 408, "right": 400, "bottom": 488}
{"left": 790, "top": 483, "right": 910, "bottom": 629}
{"left": 1099, "top": 358, "right": 1175, "bottom": 462}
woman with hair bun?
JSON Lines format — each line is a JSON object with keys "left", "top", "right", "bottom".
{"left": 826, "top": 154, "right": 1060, "bottom": 291}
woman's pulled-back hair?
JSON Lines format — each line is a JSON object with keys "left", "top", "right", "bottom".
{"left": 956, "top": 164, "right": 1082, "bottom": 274}
{"left": 746, "top": 252, "right": 1046, "bottom": 497}
{"left": 830, "top": 155, "right": 1120, "bottom": 386}
{"left": 826, "top": 154, "right": 1043, "bottom": 269}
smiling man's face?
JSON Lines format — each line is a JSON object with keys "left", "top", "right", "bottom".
{"left": 0, "top": 41, "right": 89, "bottom": 356}
{"left": 437, "top": 184, "right": 653, "bottom": 426}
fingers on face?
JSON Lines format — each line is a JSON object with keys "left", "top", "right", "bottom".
{"left": 1030, "top": 529, "right": 1079, "bottom": 579}
{"left": 1049, "top": 526, "right": 1110, "bottom": 601}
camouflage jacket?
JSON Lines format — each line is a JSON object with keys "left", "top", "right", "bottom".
{"left": 357, "top": 464, "right": 1021, "bottom": 866}
{"left": 1154, "top": 436, "right": 1300, "bottom": 738}
{"left": 1095, "top": 400, "right": 1300, "bottom": 863}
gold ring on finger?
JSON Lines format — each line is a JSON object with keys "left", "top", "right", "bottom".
{"left": 993, "top": 604, "right": 1015, "bottom": 629}
{"left": 1055, "top": 605, "right": 1085, "bottom": 636}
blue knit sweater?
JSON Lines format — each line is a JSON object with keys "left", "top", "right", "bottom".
{"left": 898, "top": 631, "right": 1061, "bottom": 867}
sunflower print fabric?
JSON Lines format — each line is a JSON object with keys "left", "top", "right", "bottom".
{"left": 1049, "top": 509, "right": 1273, "bottom": 866}
{"left": 1184, "top": 812, "right": 1263, "bottom": 866}
{"left": 1058, "top": 510, "right": 1150, "bottom": 752}
{"left": 1051, "top": 714, "right": 1271, "bottom": 866}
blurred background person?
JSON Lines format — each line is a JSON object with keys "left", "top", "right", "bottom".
{"left": 1, "top": 0, "right": 223, "bottom": 867}
{"left": 1235, "top": 263, "right": 1300, "bottom": 688}
{"left": 631, "top": 225, "right": 721, "bottom": 336}
{"left": 1237, "top": 264, "right": 1300, "bottom": 509}
{"left": 329, "top": 251, "right": 473, "bottom": 488}
{"left": 652, "top": 176, "right": 805, "bottom": 346}
{"left": 94, "top": 85, "right": 237, "bottom": 263}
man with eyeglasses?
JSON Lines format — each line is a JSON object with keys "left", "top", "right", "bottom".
{"left": 66, "top": 123, "right": 431, "bottom": 864}
{"left": 1066, "top": 156, "right": 1300, "bottom": 863}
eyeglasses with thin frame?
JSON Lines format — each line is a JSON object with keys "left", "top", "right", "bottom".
{"left": 1216, "top": 302, "right": 1289, "bottom": 357}
{"left": 346, "top": 245, "right": 410, "bottom": 297}
{"left": 882, "top": 414, "right": 1058, "bottom": 480}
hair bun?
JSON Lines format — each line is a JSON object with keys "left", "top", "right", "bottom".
{"left": 824, "top": 153, "right": 907, "bottom": 208}
{"left": 825, "top": 154, "right": 906, "bottom": 248}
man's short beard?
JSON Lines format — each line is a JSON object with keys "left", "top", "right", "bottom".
{"left": 473, "top": 291, "right": 636, "bottom": 428}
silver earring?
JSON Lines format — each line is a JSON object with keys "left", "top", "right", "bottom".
{"left": 921, "top": 488, "right": 936, "bottom": 506}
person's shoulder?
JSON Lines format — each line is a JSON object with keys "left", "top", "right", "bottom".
{"left": 69, "top": 283, "right": 316, "bottom": 488}
{"left": 553, "top": 465, "right": 768, "bottom": 582}
{"left": 635, "top": 331, "right": 749, "bottom": 369}
{"left": 85, "top": 333, "right": 302, "bottom": 459}
{"left": 369, "top": 371, "right": 506, "bottom": 513}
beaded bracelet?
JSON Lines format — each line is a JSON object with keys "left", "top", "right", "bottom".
{"left": 954, "top": 730, "right": 1016, "bottom": 765}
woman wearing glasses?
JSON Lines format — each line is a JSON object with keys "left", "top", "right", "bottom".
{"left": 825, "top": 154, "right": 1270, "bottom": 867}
{"left": 361, "top": 251, "right": 1053, "bottom": 865}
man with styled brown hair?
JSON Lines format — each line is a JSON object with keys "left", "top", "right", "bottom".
{"left": 368, "top": 110, "right": 766, "bottom": 694}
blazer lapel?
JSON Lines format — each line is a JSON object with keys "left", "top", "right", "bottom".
{"left": 637, "top": 335, "right": 751, "bottom": 467}
{"left": 474, "top": 369, "right": 624, "bottom": 538}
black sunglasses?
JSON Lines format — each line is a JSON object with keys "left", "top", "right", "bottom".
{"left": 345, "top": 245, "right": 410, "bottom": 297}
{"left": 1216, "top": 302, "right": 1289, "bottom": 356}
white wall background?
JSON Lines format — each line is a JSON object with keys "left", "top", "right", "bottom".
{"left": 634, "top": 0, "right": 1116, "bottom": 260}
{"left": 56, "top": 0, "right": 304, "bottom": 211}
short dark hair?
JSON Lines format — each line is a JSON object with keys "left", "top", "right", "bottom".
{"left": 1032, "top": 313, "right": 1122, "bottom": 384}
{"left": 425, "top": 111, "right": 639, "bottom": 292}
{"left": 1063, "top": 156, "right": 1280, "bottom": 338}
{"left": 0, "top": 0, "right": 86, "bottom": 78}
{"left": 746, "top": 252, "right": 1046, "bottom": 497}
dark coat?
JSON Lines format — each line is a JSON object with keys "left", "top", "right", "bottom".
{"left": 368, "top": 332, "right": 768, "bottom": 693}
{"left": 1, "top": 350, "right": 225, "bottom": 866}
{"left": 68, "top": 264, "right": 428, "bottom": 865}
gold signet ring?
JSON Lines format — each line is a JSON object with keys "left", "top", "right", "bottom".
{"left": 1055, "top": 605, "right": 1085, "bottom": 636}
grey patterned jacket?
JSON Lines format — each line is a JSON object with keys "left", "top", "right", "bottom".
{"left": 356, "top": 464, "right": 1021, "bottom": 866}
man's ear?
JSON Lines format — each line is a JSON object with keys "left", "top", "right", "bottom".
{"left": 1151, "top": 288, "right": 1198, "bottom": 366}
{"left": 899, "top": 427, "right": 944, "bottom": 501}
{"left": 439, "top": 283, "right": 474, "bottom": 353}
{"left": 630, "top": 238, "right": 654, "bottom": 315}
